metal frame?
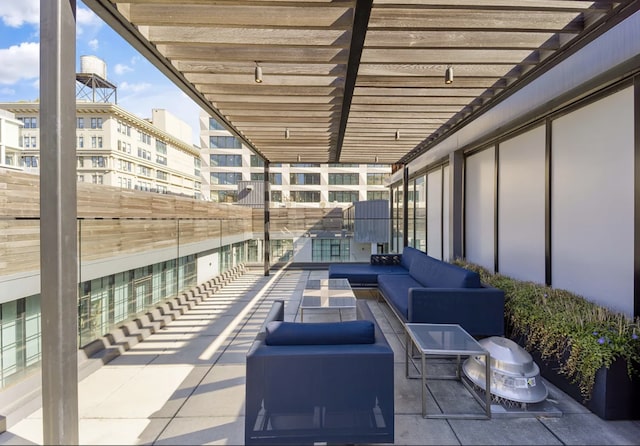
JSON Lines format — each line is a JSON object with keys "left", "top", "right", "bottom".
{"left": 404, "top": 324, "right": 491, "bottom": 420}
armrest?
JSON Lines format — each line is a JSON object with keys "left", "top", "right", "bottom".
{"left": 370, "top": 253, "right": 402, "bottom": 265}
{"left": 408, "top": 287, "right": 505, "bottom": 337}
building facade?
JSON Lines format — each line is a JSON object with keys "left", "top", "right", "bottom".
{"left": 199, "top": 112, "right": 391, "bottom": 206}
{"left": 0, "top": 102, "right": 203, "bottom": 199}
{"left": 0, "top": 109, "right": 22, "bottom": 169}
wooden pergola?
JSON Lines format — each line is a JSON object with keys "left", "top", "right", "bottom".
{"left": 83, "top": 0, "right": 630, "bottom": 165}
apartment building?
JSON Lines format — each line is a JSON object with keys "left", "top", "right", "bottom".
{"left": 0, "top": 102, "right": 203, "bottom": 199}
{"left": 0, "top": 109, "right": 22, "bottom": 169}
{"left": 199, "top": 112, "right": 391, "bottom": 207}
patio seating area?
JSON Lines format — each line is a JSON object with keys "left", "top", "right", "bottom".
{"left": 0, "top": 267, "right": 638, "bottom": 445}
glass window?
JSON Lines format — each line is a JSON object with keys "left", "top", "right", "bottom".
{"left": 91, "top": 156, "right": 105, "bottom": 168}
{"left": 367, "top": 173, "right": 390, "bottom": 185}
{"left": 23, "top": 156, "right": 38, "bottom": 167}
{"left": 77, "top": 117, "right": 84, "bottom": 129}
{"left": 271, "top": 190, "right": 282, "bottom": 202}
{"left": 18, "top": 117, "right": 37, "bottom": 128}
{"left": 211, "top": 172, "right": 242, "bottom": 185}
{"left": 210, "top": 154, "right": 242, "bottom": 167}
{"left": 209, "top": 136, "right": 241, "bottom": 149}
{"left": 90, "top": 117, "right": 103, "bottom": 129}
{"left": 289, "top": 173, "right": 320, "bottom": 185}
{"left": 290, "top": 191, "right": 320, "bottom": 202}
{"left": 329, "top": 173, "right": 359, "bottom": 185}
{"left": 213, "top": 190, "right": 238, "bottom": 203}
{"left": 250, "top": 155, "right": 265, "bottom": 167}
{"left": 209, "top": 118, "right": 225, "bottom": 130}
{"left": 367, "top": 191, "right": 389, "bottom": 201}
{"left": 270, "top": 239, "right": 293, "bottom": 263}
{"left": 251, "top": 173, "right": 264, "bottom": 181}
{"left": 312, "top": 239, "right": 350, "bottom": 261}
{"left": 291, "top": 163, "right": 320, "bottom": 168}
{"left": 328, "top": 191, "right": 359, "bottom": 203}
{"left": 156, "top": 140, "right": 167, "bottom": 154}
{"left": 270, "top": 173, "right": 282, "bottom": 185}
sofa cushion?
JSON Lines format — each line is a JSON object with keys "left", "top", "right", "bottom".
{"left": 328, "top": 263, "right": 409, "bottom": 285}
{"left": 378, "top": 273, "right": 422, "bottom": 322}
{"left": 400, "top": 246, "right": 422, "bottom": 270}
{"left": 265, "top": 320, "right": 375, "bottom": 345}
{"left": 409, "top": 254, "right": 481, "bottom": 288}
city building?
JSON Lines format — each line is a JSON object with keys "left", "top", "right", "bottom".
{"left": 0, "top": 56, "right": 203, "bottom": 199}
{"left": 0, "top": 109, "right": 22, "bottom": 169}
{"left": 199, "top": 111, "right": 391, "bottom": 207}
{"left": 0, "top": 101, "right": 203, "bottom": 199}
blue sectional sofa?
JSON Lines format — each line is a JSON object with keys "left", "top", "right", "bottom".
{"left": 329, "top": 247, "right": 505, "bottom": 337}
{"left": 245, "top": 299, "right": 394, "bottom": 445}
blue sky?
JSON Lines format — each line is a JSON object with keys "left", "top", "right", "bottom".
{"left": 0, "top": 0, "right": 203, "bottom": 144}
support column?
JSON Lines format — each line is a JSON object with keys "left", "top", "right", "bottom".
{"left": 448, "top": 150, "right": 464, "bottom": 260}
{"left": 39, "top": 1, "right": 79, "bottom": 444}
{"left": 402, "top": 166, "right": 409, "bottom": 248}
{"left": 264, "top": 161, "right": 270, "bottom": 276}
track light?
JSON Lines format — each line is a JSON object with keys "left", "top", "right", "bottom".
{"left": 255, "top": 62, "right": 263, "bottom": 83}
{"left": 395, "top": 130, "right": 400, "bottom": 141}
{"left": 285, "top": 128, "right": 290, "bottom": 139}
{"left": 297, "top": 154, "right": 301, "bottom": 162}
{"left": 375, "top": 156, "right": 379, "bottom": 163}
{"left": 445, "top": 65, "right": 453, "bottom": 84}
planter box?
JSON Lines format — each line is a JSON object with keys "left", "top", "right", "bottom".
{"left": 514, "top": 336, "right": 640, "bottom": 420}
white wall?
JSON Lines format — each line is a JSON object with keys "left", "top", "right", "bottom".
{"left": 442, "top": 165, "right": 451, "bottom": 261}
{"left": 498, "top": 126, "right": 546, "bottom": 284}
{"left": 427, "top": 168, "right": 443, "bottom": 259}
{"left": 197, "top": 250, "right": 220, "bottom": 284}
{"left": 551, "top": 87, "right": 634, "bottom": 316}
{"left": 465, "top": 147, "right": 495, "bottom": 271}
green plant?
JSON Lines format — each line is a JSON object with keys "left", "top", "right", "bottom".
{"left": 452, "top": 258, "right": 640, "bottom": 401}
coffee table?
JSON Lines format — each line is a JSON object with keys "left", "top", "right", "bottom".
{"left": 405, "top": 323, "right": 491, "bottom": 419}
{"left": 299, "top": 278, "right": 357, "bottom": 322}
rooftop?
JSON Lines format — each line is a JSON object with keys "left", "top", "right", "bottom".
{"left": 0, "top": 267, "right": 638, "bottom": 445}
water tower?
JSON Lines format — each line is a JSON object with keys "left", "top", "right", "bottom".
{"left": 76, "top": 55, "right": 117, "bottom": 103}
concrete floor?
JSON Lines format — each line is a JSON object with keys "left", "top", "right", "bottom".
{"left": 0, "top": 267, "right": 639, "bottom": 445}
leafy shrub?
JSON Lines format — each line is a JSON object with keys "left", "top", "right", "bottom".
{"left": 452, "top": 258, "right": 640, "bottom": 400}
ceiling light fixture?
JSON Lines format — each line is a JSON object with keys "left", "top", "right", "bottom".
{"left": 254, "top": 62, "right": 263, "bottom": 83}
{"left": 297, "top": 154, "right": 301, "bottom": 162}
{"left": 375, "top": 156, "right": 379, "bottom": 163}
{"left": 445, "top": 65, "right": 453, "bottom": 84}
{"left": 395, "top": 130, "right": 400, "bottom": 141}
{"left": 285, "top": 128, "right": 290, "bottom": 139}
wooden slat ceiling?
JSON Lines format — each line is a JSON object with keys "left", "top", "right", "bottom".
{"left": 85, "top": 0, "right": 626, "bottom": 164}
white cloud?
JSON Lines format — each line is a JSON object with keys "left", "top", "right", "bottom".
{"left": 0, "top": 87, "right": 16, "bottom": 95}
{"left": 0, "top": 0, "right": 39, "bottom": 27}
{"left": 0, "top": 42, "right": 39, "bottom": 84}
{"left": 88, "top": 39, "right": 99, "bottom": 51}
{"left": 114, "top": 63, "right": 133, "bottom": 76}
{"left": 118, "top": 87, "right": 202, "bottom": 145}
{"left": 119, "top": 81, "right": 152, "bottom": 93}
{"left": 76, "top": 6, "right": 102, "bottom": 35}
